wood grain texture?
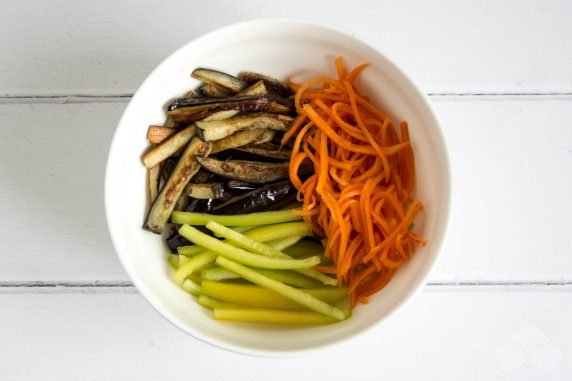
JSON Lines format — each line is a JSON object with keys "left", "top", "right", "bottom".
{"left": 0, "top": 0, "right": 571, "bottom": 96}
{"left": 1, "top": 289, "right": 571, "bottom": 380}
{"left": 1, "top": 98, "right": 571, "bottom": 282}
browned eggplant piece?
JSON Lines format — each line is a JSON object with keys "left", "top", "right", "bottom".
{"left": 167, "top": 95, "right": 293, "bottom": 124}
{"left": 195, "top": 156, "right": 290, "bottom": 183}
{"left": 174, "top": 192, "right": 190, "bottom": 212}
{"left": 195, "top": 112, "right": 291, "bottom": 141}
{"left": 147, "top": 125, "right": 176, "bottom": 144}
{"left": 200, "top": 110, "right": 239, "bottom": 122}
{"left": 191, "top": 68, "right": 246, "bottom": 94}
{"left": 199, "top": 83, "right": 231, "bottom": 97}
{"left": 144, "top": 137, "right": 211, "bottom": 234}
{"left": 210, "top": 128, "right": 276, "bottom": 154}
{"left": 225, "top": 179, "right": 258, "bottom": 191}
{"left": 160, "top": 157, "right": 177, "bottom": 183}
{"left": 236, "top": 80, "right": 268, "bottom": 96}
{"left": 234, "top": 143, "right": 292, "bottom": 161}
{"left": 185, "top": 89, "right": 201, "bottom": 98}
{"left": 142, "top": 126, "right": 195, "bottom": 168}
{"left": 163, "top": 90, "right": 199, "bottom": 128}
{"left": 191, "top": 168, "right": 214, "bottom": 183}
{"left": 163, "top": 116, "right": 176, "bottom": 128}
{"left": 239, "top": 71, "right": 293, "bottom": 98}
{"left": 147, "top": 165, "right": 161, "bottom": 204}
{"left": 211, "top": 180, "right": 296, "bottom": 215}
{"left": 185, "top": 183, "right": 224, "bottom": 199}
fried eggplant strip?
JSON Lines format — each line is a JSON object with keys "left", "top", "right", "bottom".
{"left": 142, "top": 126, "right": 195, "bottom": 168}
{"left": 210, "top": 128, "right": 276, "bottom": 154}
{"left": 196, "top": 156, "right": 290, "bottom": 183}
{"left": 195, "top": 112, "right": 290, "bottom": 141}
{"left": 192, "top": 68, "right": 246, "bottom": 94}
{"left": 144, "top": 138, "right": 211, "bottom": 233}
{"left": 167, "top": 95, "right": 293, "bottom": 123}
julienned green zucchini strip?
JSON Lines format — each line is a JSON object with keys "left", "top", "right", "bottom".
{"left": 265, "top": 236, "right": 304, "bottom": 251}
{"left": 177, "top": 245, "right": 205, "bottom": 256}
{"left": 243, "top": 222, "right": 312, "bottom": 243}
{"left": 171, "top": 209, "right": 303, "bottom": 226}
{"left": 179, "top": 222, "right": 309, "bottom": 256}
{"left": 178, "top": 226, "right": 258, "bottom": 256}
{"left": 178, "top": 224, "right": 320, "bottom": 270}
{"left": 215, "top": 257, "right": 346, "bottom": 320}
{"left": 204, "top": 221, "right": 337, "bottom": 286}
{"left": 213, "top": 307, "right": 338, "bottom": 325}
{"left": 201, "top": 268, "right": 322, "bottom": 289}
{"left": 206, "top": 221, "right": 286, "bottom": 258}
{"left": 181, "top": 279, "right": 202, "bottom": 296}
{"left": 172, "top": 251, "right": 217, "bottom": 285}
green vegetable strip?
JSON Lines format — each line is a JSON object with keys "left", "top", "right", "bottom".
{"left": 167, "top": 254, "right": 179, "bottom": 269}
{"left": 296, "top": 268, "right": 338, "bottom": 287}
{"left": 179, "top": 224, "right": 320, "bottom": 270}
{"left": 201, "top": 268, "right": 238, "bottom": 281}
{"left": 197, "top": 294, "right": 241, "bottom": 310}
{"left": 199, "top": 237, "right": 308, "bottom": 283}
{"left": 265, "top": 236, "right": 304, "bottom": 251}
{"left": 213, "top": 308, "right": 338, "bottom": 325}
{"left": 177, "top": 224, "right": 304, "bottom": 257}
{"left": 203, "top": 221, "right": 337, "bottom": 286}
{"left": 213, "top": 225, "right": 256, "bottom": 238}
{"left": 283, "top": 240, "right": 325, "bottom": 257}
{"left": 201, "top": 268, "right": 322, "bottom": 288}
{"left": 172, "top": 251, "right": 217, "bottom": 285}
{"left": 178, "top": 255, "right": 191, "bottom": 266}
{"left": 181, "top": 279, "right": 202, "bottom": 296}
{"left": 215, "top": 257, "right": 346, "bottom": 320}
{"left": 243, "top": 222, "right": 312, "bottom": 242}
{"left": 172, "top": 209, "right": 303, "bottom": 226}
{"left": 257, "top": 269, "right": 323, "bottom": 288}
{"left": 177, "top": 245, "right": 206, "bottom": 256}
{"left": 206, "top": 221, "right": 287, "bottom": 258}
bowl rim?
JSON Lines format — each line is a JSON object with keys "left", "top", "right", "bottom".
{"left": 105, "top": 16, "right": 452, "bottom": 358}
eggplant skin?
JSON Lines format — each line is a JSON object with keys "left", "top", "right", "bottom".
{"left": 199, "top": 83, "right": 230, "bottom": 97}
{"left": 211, "top": 180, "right": 296, "bottom": 215}
{"left": 225, "top": 179, "right": 258, "bottom": 191}
{"left": 165, "top": 231, "right": 191, "bottom": 253}
{"left": 234, "top": 144, "right": 292, "bottom": 161}
{"left": 192, "top": 68, "right": 247, "bottom": 94}
{"left": 239, "top": 71, "right": 293, "bottom": 98}
{"left": 167, "top": 95, "right": 293, "bottom": 123}
{"left": 196, "top": 156, "right": 290, "bottom": 183}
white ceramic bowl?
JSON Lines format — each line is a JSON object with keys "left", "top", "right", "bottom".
{"left": 105, "top": 18, "right": 451, "bottom": 357}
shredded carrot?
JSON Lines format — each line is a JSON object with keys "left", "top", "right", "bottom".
{"left": 287, "top": 58, "right": 425, "bottom": 305}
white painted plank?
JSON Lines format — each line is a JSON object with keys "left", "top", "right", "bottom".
{"left": 1, "top": 98, "right": 572, "bottom": 282}
{"left": 430, "top": 96, "right": 572, "bottom": 282}
{"left": 0, "top": 102, "right": 125, "bottom": 281}
{"left": 0, "top": 0, "right": 571, "bottom": 96}
{"left": 0, "top": 289, "right": 570, "bottom": 380}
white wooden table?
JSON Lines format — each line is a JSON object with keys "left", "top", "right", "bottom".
{"left": 1, "top": 1, "right": 571, "bottom": 379}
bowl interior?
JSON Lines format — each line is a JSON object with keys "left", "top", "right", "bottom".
{"left": 105, "top": 19, "right": 450, "bottom": 356}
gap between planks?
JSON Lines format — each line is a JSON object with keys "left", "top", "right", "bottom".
{"left": 1, "top": 92, "right": 572, "bottom": 105}
{"left": 1, "top": 281, "right": 572, "bottom": 294}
